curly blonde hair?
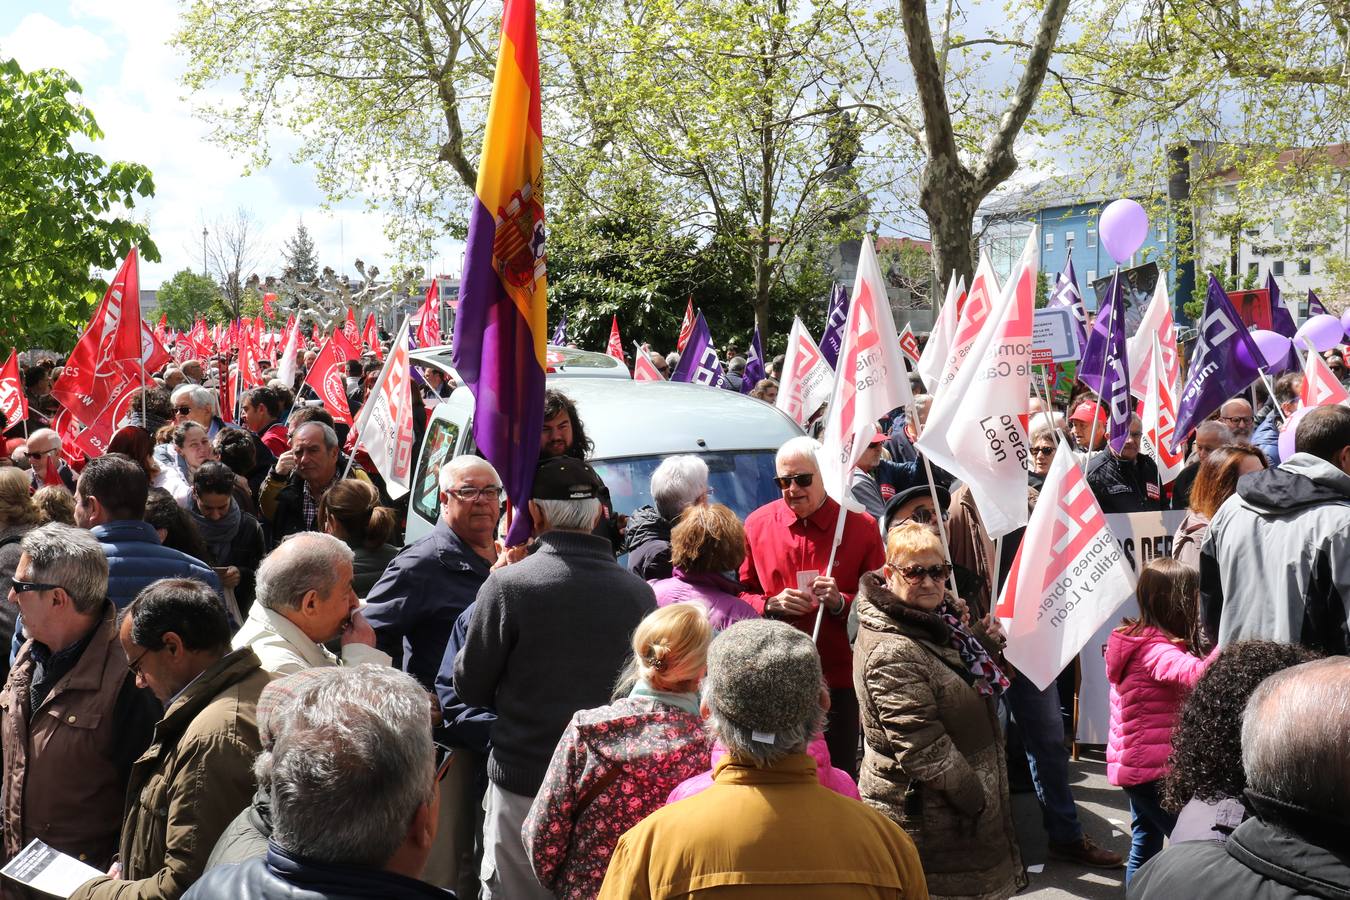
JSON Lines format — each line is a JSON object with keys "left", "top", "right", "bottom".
{"left": 670, "top": 503, "right": 745, "bottom": 574}
{"left": 31, "top": 486, "right": 76, "bottom": 526}
{"left": 0, "top": 468, "right": 38, "bottom": 527}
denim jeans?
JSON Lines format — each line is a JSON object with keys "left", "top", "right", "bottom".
{"left": 1005, "top": 674, "right": 1082, "bottom": 844}
{"left": 1122, "top": 779, "right": 1176, "bottom": 885}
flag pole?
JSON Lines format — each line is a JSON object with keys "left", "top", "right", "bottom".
{"left": 813, "top": 497, "right": 849, "bottom": 643}
{"left": 901, "top": 355, "right": 963, "bottom": 604}
{"left": 342, "top": 314, "right": 407, "bottom": 480}
{"left": 1082, "top": 271, "right": 1118, "bottom": 459}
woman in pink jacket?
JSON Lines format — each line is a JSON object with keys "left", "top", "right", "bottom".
{"left": 1106, "top": 557, "right": 1211, "bottom": 885}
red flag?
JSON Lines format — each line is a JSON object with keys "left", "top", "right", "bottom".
{"left": 304, "top": 335, "right": 355, "bottom": 426}
{"left": 362, "top": 313, "right": 383, "bottom": 360}
{"left": 138, "top": 318, "right": 173, "bottom": 374}
{"left": 676, "top": 297, "right": 696, "bottom": 352}
{"left": 262, "top": 292, "right": 276, "bottom": 318}
{"left": 349, "top": 321, "right": 414, "bottom": 497}
{"left": 343, "top": 309, "right": 359, "bottom": 345}
{"left": 239, "top": 332, "right": 265, "bottom": 388}
{"left": 311, "top": 322, "right": 322, "bottom": 345}
{"left": 220, "top": 368, "right": 238, "bottom": 424}
{"left": 898, "top": 323, "right": 921, "bottom": 365}
{"left": 53, "top": 407, "right": 84, "bottom": 469}
{"left": 0, "top": 351, "right": 28, "bottom": 429}
{"left": 415, "top": 278, "right": 441, "bottom": 347}
{"left": 606, "top": 315, "right": 624, "bottom": 361}
{"left": 1301, "top": 348, "right": 1350, "bottom": 407}
{"left": 632, "top": 343, "right": 664, "bottom": 382}
{"left": 155, "top": 313, "right": 168, "bottom": 344}
{"left": 254, "top": 316, "right": 264, "bottom": 339}
{"left": 332, "top": 325, "right": 361, "bottom": 362}
{"left": 50, "top": 249, "right": 145, "bottom": 424}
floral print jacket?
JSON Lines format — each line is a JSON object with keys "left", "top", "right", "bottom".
{"left": 524, "top": 694, "right": 711, "bottom": 899}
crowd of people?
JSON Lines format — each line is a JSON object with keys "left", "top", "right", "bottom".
{"left": 0, "top": 332, "right": 1346, "bottom": 900}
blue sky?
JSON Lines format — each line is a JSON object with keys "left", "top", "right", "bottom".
{"left": 0, "top": 1, "right": 466, "bottom": 288}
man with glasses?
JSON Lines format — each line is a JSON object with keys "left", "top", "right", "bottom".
{"left": 1086, "top": 413, "right": 1162, "bottom": 514}
{"left": 184, "top": 666, "right": 450, "bottom": 900}
{"left": 25, "top": 428, "right": 76, "bottom": 493}
{"left": 1217, "top": 397, "right": 1256, "bottom": 442}
{"left": 0, "top": 524, "right": 160, "bottom": 876}
{"left": 739, "top": 435, "right": 885, "bottom": 780}
{"left": 71, "top": 578, "right": 268, "bottom": 900}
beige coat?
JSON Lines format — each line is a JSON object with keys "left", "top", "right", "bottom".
{"left": 854, "top": 573, "right": 1025, "bottom": 900}
{"left": 230, "top": 602, "right": 390, "bottom": 676}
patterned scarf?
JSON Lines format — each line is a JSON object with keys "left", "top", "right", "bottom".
{"left": 938, "top": 603, "right": 1010, "bottom": 698}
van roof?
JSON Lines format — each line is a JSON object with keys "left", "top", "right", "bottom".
{"left": 541, "top": 379, "right": 803, "bottom": 457}
{"left": 411, "top": 344, "right": 629, "bottom": 380}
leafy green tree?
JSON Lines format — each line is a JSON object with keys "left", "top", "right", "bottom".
{"left": 0, "top": 58, "right": 158, "bottom": 350}
{"left": 153, "top": 269, "right": 224, "bottom": 328}
{"left": 283, "top": 220, "right": 320, "bottom": 282}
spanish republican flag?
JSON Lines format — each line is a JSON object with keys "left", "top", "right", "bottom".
{"left": 452, "top": 0, "right": 547, "bottom": 546}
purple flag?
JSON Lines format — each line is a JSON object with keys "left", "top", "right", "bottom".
{"left": 551, "top": 310, "right": 567, "bottom": 345}
{"left": 1309, "top": 289, "right": 1328, "bottom": 317}
{"left": 741, "top": 325, "right": 765, "bottom": 394}
{"left": 819, "top": 283, "right": 848, "bottom": 369}
{"left": 1049, "top": 252, "right": 1088, "bottom": 350}
{"left": 1264, "top": 273, "right": 1298, "bottom": 375}
{"left": 1171, "top": 274, "right": 1263, "bottom": 451}
{"left": 1078, "top": 272, "right": 1119, "bottom": 395}
{"left": 670, "top": 311, "right": 727, "bottom": 388}
{"left": 1099, "top": 277, "right": 1132, "bottom": 452}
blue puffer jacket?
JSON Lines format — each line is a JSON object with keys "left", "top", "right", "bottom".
{"left": 1251, "top": 409, "right": 1282, "bottom": 466}
{"left": 92, "top": 520, "right": 223, "bottom": 609}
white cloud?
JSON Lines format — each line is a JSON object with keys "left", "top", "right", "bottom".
{"left": 1, "top": 1, "right": 464, "bottom": 290}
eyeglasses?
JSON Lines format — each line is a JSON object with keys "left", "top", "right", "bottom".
{"left": 174, "top": 406, "right": 193, "bottom": 416}
{"left": 896, "top": 507, "right": 945, "bottom": 526}
{"left": 450, "top": 485, "right": 504, "bottom": 503}
{"left": 27, "top": 448, "right": 56, "bottom": 459}
{"left": 435, "top": 742, "right": 455, "bottom": 783}
{"left": 10, "top": 578, "right": 61, "bottom": 595}
{"left": 894, "top": 563, "right": 953, "bottom": 585}
{"left": 126, "top": 647, "right": 152, "bottom": 677}
{"left": 1220, "top": 415, "right": 1254, "bottom": 427}
{"left": 1029, "top": 446, "right": 1055, "bottom": 457}
{"left": 774, "top": 473, "right": 814, "bottom": 489}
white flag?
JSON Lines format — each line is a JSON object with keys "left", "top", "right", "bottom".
{"left": 277, "top": 318, "right": 303, "bottom": 389}
{"left": 917, "top": 272, "right": 964, "bottom": 392}
{"left": 1126, "top": 277, "right": 1180, "bottom": 399}
{"left": 350, "top": 319, "right": 416, "bottom": 498}
{"left": 915, "top": 230, "right": 1037, "bottom": 539}
{"left": 932, "top": 253, "right": 1002, "bottom": 393}
{"left": 775, "top": 316, "right": 834, "bottom": 427}
{"left": 1140, "top": 334, "right": 1187, "bottom": 484}
{"left": 994, "top": 442, "right": 1137, "bottom": 690}
{"left": 818, "top": 235, "right": 914, "bottom": 505}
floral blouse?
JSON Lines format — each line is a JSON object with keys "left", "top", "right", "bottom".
{"left": 523, "top": 693, "right": 711, "bottom": 899}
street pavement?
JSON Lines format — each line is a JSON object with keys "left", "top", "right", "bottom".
{"left": 1013, "top": 746, "right": 1132, "bottom": 899}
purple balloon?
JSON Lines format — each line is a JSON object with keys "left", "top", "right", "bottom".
{"left": 1100, "top": 199, "right": 1150, "bottom": 265}
{"left": 1249, "top": 329, "right": 1293, "bottom": 367}
{"left": 1279, "top": 406, "right": 1316, "bottom": 462}
{"left": 1341, "top": 307, "right": 1350, "bottom": 337}
{"left": 1295, "top": 314, "right": 1343, "bottom": 353}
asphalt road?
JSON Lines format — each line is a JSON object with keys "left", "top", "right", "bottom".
{"left": 1012, "top": 746, "right": 1133, "bottom": 899}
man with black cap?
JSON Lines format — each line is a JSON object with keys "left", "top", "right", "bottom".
{"left": 598, "top": 619, "right": 927, "bottom": 898}
{"left": 453, "top": 455, "right": 656, "bottom": 900}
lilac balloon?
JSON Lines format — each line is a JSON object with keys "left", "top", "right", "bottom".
{"left": 1295, "top": 314, "right": 1343, "bottom": 353}
{"left": 1099, "top": 199, "right": 1150, "bottom": 265}
{"left": 1249, "top": 329, "right": 1292, "bottom": 367}
{"left": 1341, "top": 307, "right": 1350, "bottom": 337}
{"left": 1279, "top": 406, "right": 1316, "bottom": 462}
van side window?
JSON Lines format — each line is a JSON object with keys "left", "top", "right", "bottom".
{"left": 412, "top": 419, "right": 461, "bottom": 524}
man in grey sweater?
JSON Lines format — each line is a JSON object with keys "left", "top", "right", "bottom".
{"left": 454, "top": 456, "right": 655, "bottom": 900}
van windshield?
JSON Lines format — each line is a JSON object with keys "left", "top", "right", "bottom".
{"left": 590, "top": 451, "right": 782, "bottom": 523}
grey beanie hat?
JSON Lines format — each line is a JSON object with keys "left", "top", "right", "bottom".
{"left": 705, "top": 619, "right": 823, "bottom": 736}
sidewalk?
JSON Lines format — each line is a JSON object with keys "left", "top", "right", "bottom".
{"left": 1013, "top": 747, "right": 1131, "bottom": 899}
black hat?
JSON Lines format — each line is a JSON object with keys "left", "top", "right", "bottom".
{"left": 882, "top": 482, "right": 951, "bottom": 532}
{"left": 532, "top": 456, "right": 603, "bottom": 501}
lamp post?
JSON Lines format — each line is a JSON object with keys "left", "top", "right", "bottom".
{"left": 202, "top": 226, "right": 208, "bottom": 277}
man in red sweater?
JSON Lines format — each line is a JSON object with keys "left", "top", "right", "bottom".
{"left": 739, "top": 435, "right": 884, "bottom": 779}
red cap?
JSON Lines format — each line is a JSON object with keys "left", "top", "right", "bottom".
{"left": 1069, "top": 401, "right": 1107, "bottom": 425}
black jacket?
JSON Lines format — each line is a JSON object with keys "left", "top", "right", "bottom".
{"left": 1086, "top": 451, "right": 1162, "bottom": 514}
{"left": 621, "top": 505, "right": 673, "bottom": 581}
{"left": 185, "top": 845, "right": 453, "bottom": 900}
{"left": 1130, "top": 814, "right": 1350, "bottom": 900}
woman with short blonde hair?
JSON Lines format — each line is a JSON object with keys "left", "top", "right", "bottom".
{"left": 650, "top": 503, "right": 758, "bottom": 631}
{"left": 525, "top": 603, "right": 714, "bottom": 899}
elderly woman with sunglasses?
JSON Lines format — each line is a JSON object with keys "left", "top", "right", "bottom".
{"left": 854, "top": 522, "right": 1025, "bottom": 900}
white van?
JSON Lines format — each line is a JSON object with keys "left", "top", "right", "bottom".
{"left": 410, "top": 343, "right": 631, "bottom": 382}
{"left": 406, "top": 376, "right": 804, "bottom": 543}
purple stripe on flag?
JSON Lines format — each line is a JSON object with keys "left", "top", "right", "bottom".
{"left": 453, "top": 199, "right": 546, "bottom": 546}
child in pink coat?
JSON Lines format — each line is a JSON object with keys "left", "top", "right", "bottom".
{"left": 1106, "top": 557, "right": 1212, "bottom": 885}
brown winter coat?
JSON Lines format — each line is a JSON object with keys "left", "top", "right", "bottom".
{"left": 0, "top": 606, "right": 138, "bottom": 882}
{"left": 853, "top": 572, "right": 1024, "bottom": 900}
{"left": 69, "top": 648, "right": 269, "bottom": 900}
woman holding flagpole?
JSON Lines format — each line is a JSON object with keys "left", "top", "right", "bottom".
{"left": 854, "top": 522, "right": 1025, "bottom": 900}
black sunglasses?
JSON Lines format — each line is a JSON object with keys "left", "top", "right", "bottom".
{"left": 774, "top": 473, "right": 814, "bottom": 489}
{"left": 895, "top": 563, "right": 953, "bottom": 585}
{"left": 10, "top": 578, "right": 61, "bottom": 595}
{"left": 174, "top": 406, "right": 193, "bottom": 416}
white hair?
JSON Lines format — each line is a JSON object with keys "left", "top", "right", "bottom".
{"left": 256, "top": 533, "right": 355, "bottom": 611}
{"left": 532, "top": 497, "right": 602, "bottom": 532}
{"left": 171, "top": 384, "right": 220, "bottom": 416}
{"left": 25, "top": 428, "right": 60, "bottom": 449}
{"left": 650, "top": 455, "right": 709, "bottom": 520}
{"left": 775, "top": 436, "right": 822, "bottom": 470}
{"left": 438, "top": 455, "right": 501, "bottom": 494}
